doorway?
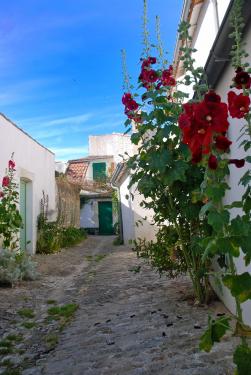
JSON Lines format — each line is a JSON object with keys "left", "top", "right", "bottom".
{"left": 98, "top": 201, "right": 113, "bottom": 235}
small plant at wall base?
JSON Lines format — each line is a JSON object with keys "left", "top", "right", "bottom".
{"left": 37, "top": 192, "right": 86, "bottom": 254}
{"left": 0, "top": 156, "right": 37, "bottom": 285}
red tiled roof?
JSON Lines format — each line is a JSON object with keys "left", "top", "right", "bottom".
{"left": 66, "top": 160, "right": 89, "bottom": 183}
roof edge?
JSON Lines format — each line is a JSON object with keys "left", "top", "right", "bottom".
{"left": 0, "top": 113, "right": 54, "bottom": 155}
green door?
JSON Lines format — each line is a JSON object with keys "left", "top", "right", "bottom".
{"left": 98, "top": 201, "right": 113, "bottom": 235}
{"left": 20, "top": 180, "right": 27, "bottom": 251}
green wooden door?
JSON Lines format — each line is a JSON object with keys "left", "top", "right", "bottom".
{"left": 98, "top": 201, "right": 113, "bottom": 235}
{"left": 93, "top": 162, "right": 106, "bottom": 181}
{"left": 20, "top": 180, "right": 27, "bottom": 251}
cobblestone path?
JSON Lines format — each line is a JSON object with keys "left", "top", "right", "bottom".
{"left": 32, "top": 237, "right": 234, "bottom": 375}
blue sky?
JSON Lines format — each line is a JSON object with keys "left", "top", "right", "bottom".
{"left": 0, "top": 0, "right": 183, "bottom": 161}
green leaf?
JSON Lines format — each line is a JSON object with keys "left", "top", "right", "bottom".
{"left": 162, "top": 160, "right": 188, "bottom": 185}
{"left": 233, "top": 345, "right": 251, "bottom": 375}
{"left": 199, "top": 316, "right": 231, "bottom": 352}
{"left": 223, "top": 272, "right": 251, "bottom": 303}
{"left": 230, "top": 216, "right": 250, "bottom": 237}
{"left": 205, "top": 183, "right": 229, "bottom": 203}
{"left": 207, "top": 210, "right": 230, "bottom": 232}
{"left": 225, "top": 201, "right": 243, "bottom": 209}
{"left": 199, "top": 201, "right": 213, "bottom": 219}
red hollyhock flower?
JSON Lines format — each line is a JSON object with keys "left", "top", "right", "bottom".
{"left": 2, "top": 176, "right": 10, "bottom": 187}
{"left": 194, "top": 100, "right": 229, "bottom": 134}
{"left": 8, "top": 160, "right": 15, "bottom": 169}
{"left": 233, "top": 67, "right": 251, "bottom": 89}
{"left": 208, "top": 154, "right": 218, "bottom": 170}
{"left": 149, "top": 57, "right": 156, "bottom": 64}
{"left": 215, "top": 135, "right": 232, "bottom": 151}
{"left": 0, "top": 191, "right": 4, "bottom": 198}
{"left": 161, "top": 66, "right": 176, "bottom": 87}
{"left": 191, "top": 149, "right": 202, "bottom": 164}
{"left": 228, "top": 91, "right": 250, "bottom": 118}
{"left": 229, "top": 159, "right": 245, "bottom": 168}
{"left": 126, "top": 99, "right": 139, "bottom": 111}
{"left": 142, "top": 69, "right": 158, "bottom": 83}
{"left": 204, "top": 90, "right": 221, "bottom": 108}
{"left": 124, "top": 108, "right": 141, "bottom": 123}
{"left": 122, "top": 93, "right": 132, "bottom": 106}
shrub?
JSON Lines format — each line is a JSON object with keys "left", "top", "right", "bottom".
{"left": 132, "top": 226, "right": 187, "bottom": 278}
{"left": 0, "top": 249, "right": 37, "bottom": 286}
{"left": 36, "top": 220, "right": 61, "bottom": 254}
{"left": 60, "top": 227, "right": 86, "bottom": 248}
{"left": 37, "top": 217, "right": 87, "bottom": 254}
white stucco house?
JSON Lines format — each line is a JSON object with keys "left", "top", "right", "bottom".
{"left": 174, "top": 0, "right": 251, "bottom": 324}
{"left": 66, "top": 133, "right": 134, "bottom": 235}
{"left": 0, "top": 114, "right": 56, "bottom": 254}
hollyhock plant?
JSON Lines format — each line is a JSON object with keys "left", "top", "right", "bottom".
{"left": 228, "top": 91, "right": 250, "bottom": 118}
{"left": 0, "top": 156, "right": 22, "bottom": 250}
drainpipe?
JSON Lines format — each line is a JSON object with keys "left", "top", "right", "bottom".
{"left": 211, "top": 0, "right": 220, "bottom": 33}
{"left": 110, "top": 165, "right": 124, "bottom": 243}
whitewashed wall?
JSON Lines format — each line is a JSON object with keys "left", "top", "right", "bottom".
{"left": 80, "top": 198, "right": 116, "bottom": 229}
{"left": 85, "top": 157, "right": 114, "bottom": 180}
{"left": 191, "top": 0, "right": 231, "bottom": 69}
{"left": 119, "top": 175, "right": 135, "bottom": 244}
{"left": 210, "top": 22, "right": 251, "bottom": 326}
{"left": 0, "top": 114, "right": 56, "bottom": 254}
{"left": 119, "top": 174, "right": 158, "bottom": 245}
{"left": 89, "top": 134, "right": 134, "bottom": 163}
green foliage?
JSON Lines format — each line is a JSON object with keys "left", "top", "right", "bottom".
{"left": 37, "top": 213, "right": 86, "bottom": 254}
{"left": 61, "top": 227, "right": 87, "bottom": 248}
{"left": 199, "top": 316, "right": 231, "bottom": 352}
{"left": 0, "top": 156, "right": 22, "bottom": 250}
{"left": 223, "top": 272, "right": 251, "bottom": 303}
{"left": 233, "top": 344, "right": 251, "bottom": 375}
{"left": 36, "top": 220, "right": 62, "bottom": 254}
{"left": 132, "top": 226, "right": 186, "bottom": 278}
{"left": 17, "top": 308, "right": 35, "bottom": 319}
{"left": 48, "top": 303, "right": 78, "bottom": 318}
{"left": 0, "top": 249, "right": 37, "bottom": 286}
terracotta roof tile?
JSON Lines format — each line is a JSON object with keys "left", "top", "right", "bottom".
{"left": 66, "top": 160, "right": 89, "bottom": 183}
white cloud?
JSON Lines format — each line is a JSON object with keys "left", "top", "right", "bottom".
{"left": 50, "top": 146, "right": 88, "bottom": 161}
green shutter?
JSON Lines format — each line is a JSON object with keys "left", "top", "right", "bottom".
{"left": 93, "top": 162, "right": 106, "bottom": 181}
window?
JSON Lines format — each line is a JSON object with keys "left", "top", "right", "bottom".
{"left": 93, "top": 162, "right": 106, "bottom": 181}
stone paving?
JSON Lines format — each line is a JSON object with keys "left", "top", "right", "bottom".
{"left": 30, "top": 237, "right": 235, "bottom": 375}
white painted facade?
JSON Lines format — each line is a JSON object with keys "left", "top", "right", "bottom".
{"left": 114, "top": 170, "right": 158, "bottom": 245}
{"left": 174, "top": 0, "right": 251, "bottom": 324}
{"left": 80, "top": 198, "right": 117, "bottom": 230}
{"left": 84, "top": 156, "right": 114, "bottom": 181}
{"left": 211, "top": 22, "right": 251, "bottom": 326}
{"left": 89, "top": 134, "right": 134, "bottom": 163}
{"left": 0, "top": 114, "right": 56, "bottom": 254}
